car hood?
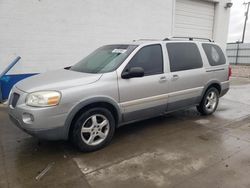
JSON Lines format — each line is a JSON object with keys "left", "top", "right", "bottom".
{"left": 16, "top": 69, "right": 102, "bottom": 93}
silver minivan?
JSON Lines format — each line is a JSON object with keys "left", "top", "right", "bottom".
{"left": 8, "top": 38, "right": 230, "bottom": 151}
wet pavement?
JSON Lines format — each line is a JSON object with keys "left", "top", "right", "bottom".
{"left": 1, "top": 77, "right": 250, "bottom": 188}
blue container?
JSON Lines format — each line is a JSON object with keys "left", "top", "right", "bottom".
{"left": 0, "top": 73, "right": 37, "bottom": 101}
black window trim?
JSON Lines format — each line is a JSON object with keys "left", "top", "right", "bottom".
{"left": 122, "top": 44, "right": 164, "bottom": 77}
{"left": 166, "top": 42, "right": 203, "bottom": 72}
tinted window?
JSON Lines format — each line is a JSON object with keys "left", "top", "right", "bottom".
{"left": 166, "top": 43, "right": 203, "bottom": 72}
{"left": 202, "top": 44, "right": 226, "bottom": 66}
{"left": 124, "top": 44, "right": 163, "bottom": 76}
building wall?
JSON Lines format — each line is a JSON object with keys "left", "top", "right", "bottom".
{"left": 0, "top": 0, "right": 174, "bottom": 74}
{"left": 0, "top": 0, "right": 231, "bottom": 75}
{"left": 213, "top": 0, "right": 231, "bottom": 49}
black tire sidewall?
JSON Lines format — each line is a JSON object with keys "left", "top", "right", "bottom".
{"left": 198, "top": 87, "right": 219, "bottom": 115}
{"left": 72, "top": 107, "right": 115, "bottom": 152}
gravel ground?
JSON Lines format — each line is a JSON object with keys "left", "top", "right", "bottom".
{"left": 231, "top": 65, "right": 250, "bottom": 78}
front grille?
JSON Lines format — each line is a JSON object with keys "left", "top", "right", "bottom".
{"left": 10, "top": 93, "right": 20, "bottom": 108}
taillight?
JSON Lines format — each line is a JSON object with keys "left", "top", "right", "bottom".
{"left": 228, "top": 65, "right": 232, "bottom": 79}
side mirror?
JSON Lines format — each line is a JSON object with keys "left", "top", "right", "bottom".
{"left": 121, "top": 67, "right": 144, "bottom": 79}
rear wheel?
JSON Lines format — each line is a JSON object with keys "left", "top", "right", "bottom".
{"left": 197, "top": 87, "right": 219, "bottom": 115}
{"left": 71, "top": 107, "right": 115, "bottom": 152}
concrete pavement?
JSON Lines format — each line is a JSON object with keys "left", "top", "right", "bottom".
{"left": 1, "top": 77, "right": 250, "bottom": 188}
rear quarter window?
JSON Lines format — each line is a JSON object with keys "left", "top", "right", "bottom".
{"left": 202, "top": 44, "right": 226, "bottom": 66}
{"left": 166, "top": 42, "right": 203, "bottom": 72}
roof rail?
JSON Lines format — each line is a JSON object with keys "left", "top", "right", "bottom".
{"left": 133, "top": 39, "right": 161, "bottom": 42}
{"left": 163, "top": 37, "right": 214, "bottom": 42}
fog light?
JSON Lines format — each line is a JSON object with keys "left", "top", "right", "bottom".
{"left": 22, "top": 113, "right": 34, "bottom": 124}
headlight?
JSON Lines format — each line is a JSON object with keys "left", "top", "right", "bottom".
{"left": 26, "top": 91, "right": 61, "bottom": 107}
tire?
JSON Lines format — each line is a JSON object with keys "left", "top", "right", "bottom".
{"left": 71, "top": 107, "right": 115, "bottom": 152}
{"left": 197, "top": 87, "right": 219, "bottom": 115}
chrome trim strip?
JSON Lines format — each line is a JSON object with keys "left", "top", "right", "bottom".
{"left": 121, "top": 93, "right": 168, "bottom": 107}
{"left": 168, "top": 87, "right": 203, "bottom": 97}
{"left": 120, "top": 86, "right": 203, "bottom": 107}
{"left": 206, "top": 68, "right": 225, "bottom": 72}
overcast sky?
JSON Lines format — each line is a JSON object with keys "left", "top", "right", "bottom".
{"left": 228, "top": 0, "right": 250, "bottom": 42}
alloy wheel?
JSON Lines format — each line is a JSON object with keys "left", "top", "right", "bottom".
{"left": 205, "top": 91, "right": 218, "bottom": 112}
{"left": 80, "top": 114, "right": 110, "bottom": 146}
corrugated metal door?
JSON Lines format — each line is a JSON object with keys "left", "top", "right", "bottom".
{"left": 174, "top": 0, "right": 215, "bottom": 39}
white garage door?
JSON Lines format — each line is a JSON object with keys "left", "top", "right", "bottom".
{"left": 174, "top": 0, "right": 215, "bottom": 39}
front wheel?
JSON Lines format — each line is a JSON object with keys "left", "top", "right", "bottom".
{"left": 197, "top": 87, "right": 219, "bottom": 115}
{"left": 71, "top": 107, "right": 115, "bottom": 152}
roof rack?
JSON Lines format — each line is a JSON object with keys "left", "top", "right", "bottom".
{"left": 133, "top": 39, "right": 161, "bottom": 42}
{"left": 163, "top": 37, "right": 214, "bottom": 42}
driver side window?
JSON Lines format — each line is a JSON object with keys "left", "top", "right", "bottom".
{"left": 124, "top": 44, "right": 164, "bottom": 76}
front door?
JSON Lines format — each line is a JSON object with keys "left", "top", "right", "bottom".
{"left": 118, "top": 44, "right": 169, "bottom": 122}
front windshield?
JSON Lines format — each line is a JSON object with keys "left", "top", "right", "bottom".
{"left": 70, "top": 45, "right": 137, "bottom": 73}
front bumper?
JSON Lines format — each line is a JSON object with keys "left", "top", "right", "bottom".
{"left": 8, "top": 87, "right": 69, "bottom": 140}
{"left": 9, "top": 114, "right": 68, "bottom": 140}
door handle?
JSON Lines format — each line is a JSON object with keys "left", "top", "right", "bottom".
{"left": 159, "top": 76, "right": 167, "bottom": 83}
{"left": 171, "top": 74, "right": 179, "bottom": 81}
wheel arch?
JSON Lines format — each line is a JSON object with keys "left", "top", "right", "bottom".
{"left": 199, "top": 80, "right": 222, "bottom": 102}
{"left": 65, "top": 97, "right": 122, "bottom": 139}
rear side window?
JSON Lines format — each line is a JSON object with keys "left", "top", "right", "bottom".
{"left": 125, "top": 44, "right": 163, "bottom": 76}
{"left": 166, "top": 43, "right": 203, "bottom": 72}
{"left": 202, "top": 44, "right": 226, "bottom": 66}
